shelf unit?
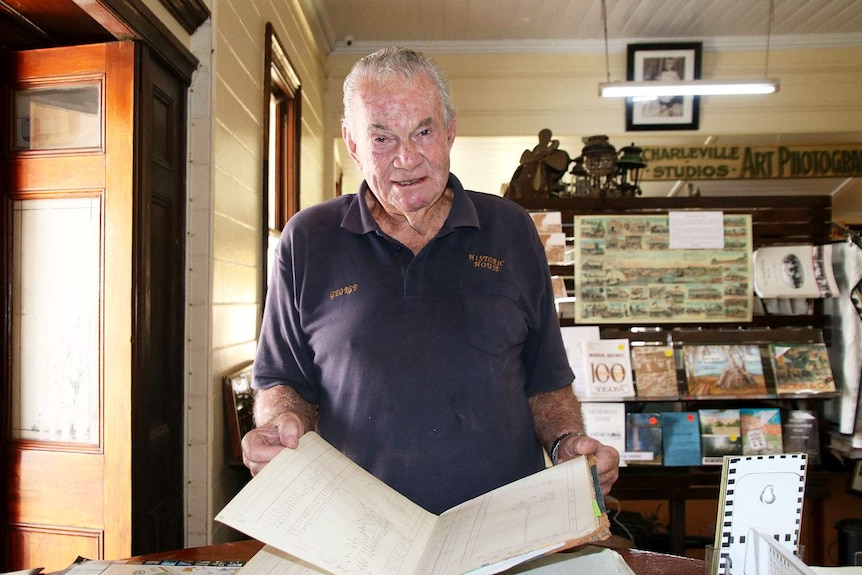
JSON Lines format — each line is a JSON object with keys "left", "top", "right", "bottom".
{"left": 515, "top": 195, "right": 836, "bottom": 561}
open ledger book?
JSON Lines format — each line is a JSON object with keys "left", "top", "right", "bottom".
{"left": 216, "top": 432, "right": 611, "bottom": 575}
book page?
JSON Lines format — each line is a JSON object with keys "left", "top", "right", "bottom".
{"left": 744, "top": 529, "right": 817, "bottom": 575}
{"left": 215, "top": 432, "right": 437, "bottom": 575}
{"left": 416, "top": 456, "right": 608, "bottom": 575}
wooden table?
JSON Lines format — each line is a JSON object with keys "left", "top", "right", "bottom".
{"left": 127, "top": 538, "right": 706, "bottom": 575}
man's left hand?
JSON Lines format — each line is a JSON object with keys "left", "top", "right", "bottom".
{"left": 555, "top": 434, "right": 620, "bottom": 496}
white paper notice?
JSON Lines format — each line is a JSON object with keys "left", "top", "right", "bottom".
{"left": 669, "top": 211, "right": 725, "bottom": 249}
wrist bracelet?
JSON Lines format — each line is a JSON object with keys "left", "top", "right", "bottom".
{"left": 550, "top": 431, "right": 586, "bottom": 465}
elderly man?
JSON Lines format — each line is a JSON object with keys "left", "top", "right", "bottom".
{"left": 242, "top": 46, "right": 619, "bottom": 515}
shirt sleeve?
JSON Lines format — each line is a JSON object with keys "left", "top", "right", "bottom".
{"left": 252, "top": 224, "right": 321, "bottom": 404}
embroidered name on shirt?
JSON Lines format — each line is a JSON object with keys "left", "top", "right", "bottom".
{"left": 330, "top": 283, "right": 358, "bottom": 300}
{"left": 469, "top": 254, "right": 505, "bottom": 272}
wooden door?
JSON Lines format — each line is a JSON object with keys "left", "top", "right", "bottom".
{"left": 130, "top": 45, "right": 187, "bottom": 556}
{"left": 1, "top": 42, "right": 136, "bottom": 571}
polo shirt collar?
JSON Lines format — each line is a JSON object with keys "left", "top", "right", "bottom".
{"left": 340, "top": 173, "right": 481, "bottom": 235}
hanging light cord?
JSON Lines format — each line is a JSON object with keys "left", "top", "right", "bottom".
{"left": 764, "top": 0, "right": 774, "bottom": 78}
{"left": 602, "top": 0, "right": 611, "bottom": 83}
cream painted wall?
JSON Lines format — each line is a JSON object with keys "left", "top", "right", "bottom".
{"left": 327, "top": 44, "right": 862, "bottom": 135}
{"left": 181, "top": 0, "right": 331, "bottom": 545}
{"left": 150, "top": 0, "right": 862, "bottom": 545}
{"left": 325, "top": 46, "right": 862, "bottom": 218}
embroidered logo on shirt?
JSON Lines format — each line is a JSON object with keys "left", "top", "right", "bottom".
{"left": 330, "top": 283, "right": 358, "bottom": 300}
{"left": 468, "top": 254, "right": 505, "bottom": 272}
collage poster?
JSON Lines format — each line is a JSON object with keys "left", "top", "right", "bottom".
{"left": 574, "top": 214, "right": 753, "bottom": 323}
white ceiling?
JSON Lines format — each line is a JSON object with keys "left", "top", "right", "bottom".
{"left": 315, "top": 0, "right": 862, "bottom": 47}
{"left": 312, "top": 0, "right": 862, "bottom": 201}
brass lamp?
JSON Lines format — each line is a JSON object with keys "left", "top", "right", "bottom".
{"left": 580, "top": 135, "right": 617, "bottom": 197}
{"left": 569, "top": 155, "right": 591, "bottom": 196}
{"left": 615, "top": 143, "right": 648, "bottom": 197}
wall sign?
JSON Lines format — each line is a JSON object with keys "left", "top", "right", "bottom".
{"left": 640, "top": 144, "right": 862, "bottom": 180}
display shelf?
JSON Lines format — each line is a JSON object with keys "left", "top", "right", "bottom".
{"left": 517, "top": 195, "right": 838, "bottom": 559}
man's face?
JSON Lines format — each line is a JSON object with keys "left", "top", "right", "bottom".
{"left": 343, "top": 73, "right": 456, "bottom": 215}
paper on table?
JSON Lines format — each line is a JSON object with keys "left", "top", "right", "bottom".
{"left": 244, "top": 543, "right": 567, "bottom": 575}
{"left": 216, "top": 432, "right": 608, "bottom": 575}
{"left": 504, "top": 546, "right": 635, "bottom": 574}
{"left": 240, "top": 545, "right": 327, "bottom": 575}
{"left": 58, "top": 563, "right": 243, "bottom": 575}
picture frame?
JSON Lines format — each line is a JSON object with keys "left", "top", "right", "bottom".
{"left": 851, "top": 460, "right": 862, "bottom": 496}
{"left": 626, "top": 42, "right": 702, "bottom": 131}
{"left": 223, "top": 362, "right": 255, "bottom": 465}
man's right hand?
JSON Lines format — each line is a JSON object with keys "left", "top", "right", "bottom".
{"left": 241, "top": 412, "right": 307, "bottom": 475}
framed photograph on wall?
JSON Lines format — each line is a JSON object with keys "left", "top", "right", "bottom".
{"left": 626, "top": 42, "right": 702, "bottom": 131}
{"left": 223, "top": 362, "right": 255, "bottom": 466}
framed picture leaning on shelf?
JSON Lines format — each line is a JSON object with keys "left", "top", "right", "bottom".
{"left": 625, "top": 42, "right": 702, "bottom": 131}
{"left": 223, "top": 362, "right": 256, "bottom": 465}
{"left": 851, "top": 461, "right": 862, "bottom": 496}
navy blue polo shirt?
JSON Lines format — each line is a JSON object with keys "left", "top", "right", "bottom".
{"left": 253, "top": 174, "right": 574, "bottom": 514}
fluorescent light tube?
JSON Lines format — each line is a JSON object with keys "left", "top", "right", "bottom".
{"left": 599, "top": 79, "right": 780, "bottom": 98}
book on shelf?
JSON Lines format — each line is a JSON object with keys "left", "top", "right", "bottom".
{"left": 215, "top": 432, "right": 611, "bottom": 575}
{"left": 829, "top": 429, "right": 862, "bottom": 461}
{"left": 784, "top": 410, "right": 821, "bottom": 464}
{"left": 550, "top": 275, "right": 567, "bottom": 300}
{"left": 683, "top": 344, "right": 767, "bottom": 397}
{"left": 630, "top": 345, "right": 679, "bottom": 399}
{"left": 625, "top": 412, "right": 663, "bottom": 465}
{"left": 711, "top": 454, "right": 808, "bottom": 575}
{"left": 550, "top": 276, "right": 574, "bottom": 319}
{"left": 582, "top": 402, "right": 627, "bottom": 467}
{"left": 661, "top": 412, "right": 702, "bottom": 467}
{"left": 581, "top": 339, "right": 636, "bottom": 400}
{"left": 529, "top": 211, "right": 573, "bottom": 265}
{"left": 740, "top": 407, "right": 784, "bottom": 456}
{"left": 540, "top": 231, "right": 568, "bottom": 265}
{"left": 560, "top": 326, "right": 601, "bottom": 399}
{"left": 768, "top": 342, "right": 837, "bottom": 396}
{"left": 753, "top": 243, "right": 838, "bottom": 298}
{"left": 529, "top": 210, "right": 562, "bottom": 234}
{"left": 698, "top": 409, "right": 743, "bottom": 465}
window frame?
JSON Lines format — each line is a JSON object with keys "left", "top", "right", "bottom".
{"left": 262, "top": 23, "right": 302, "bottom": 303}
